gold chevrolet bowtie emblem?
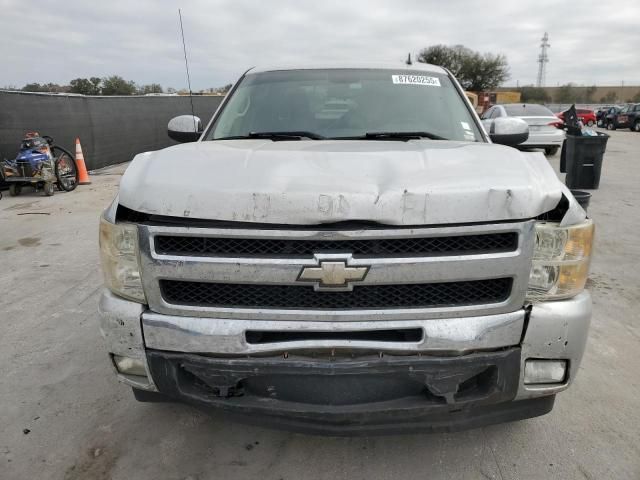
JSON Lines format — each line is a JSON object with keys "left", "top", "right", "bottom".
{"left": 298, "top": 259, "right": 369, "bottom": 290}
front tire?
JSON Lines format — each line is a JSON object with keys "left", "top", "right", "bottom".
{"left": 633, "top": 121, "right": 640, "bottom": 132}
{"left": 53, "top": 146, "right": 78, "bottom": 192}
{"left": 545, "top": 146, "right": 559, "bottom": 156}
{"left": 587, "top": 120, "right": 594, "bottom": 127}
{"left": 607, "top": 122, "right": 616, "bottom": 130}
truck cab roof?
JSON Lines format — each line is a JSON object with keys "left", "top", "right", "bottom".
{"left": 247, "top": 62, "right": 449, "bottom": 75}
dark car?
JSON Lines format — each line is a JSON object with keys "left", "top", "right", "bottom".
{"left": 596, "top": 106, "right": 614, "bottom": 127}
{"left": 608, "top": 104, "right": 640, "bottom": 131}
{"left": 600, "top": 106, "right": 622, "bottom": 129}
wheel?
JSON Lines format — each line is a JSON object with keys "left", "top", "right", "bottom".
{"left": 545, "top": 146, "right": 559, "bottom": 156}
{"left": 587, "top": 120, "right": 594, "bottom": 127}
{"left": 43, "top": 182, "right": 55, "bottom": 196}
{"left": 9, "top": 183, "right": 21, "bottom": 196}
{"left": 633, "top": 121, "right": 640, "bottom": 132}
{"left": 606, "top": 122, "right": 615, "bottom": 130}
{"left": 52, "top": 145, "right": 78, "bottom": 192}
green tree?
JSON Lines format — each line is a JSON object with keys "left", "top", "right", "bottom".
{"left": 101, "top": 75, "right": 137, "bottom": 95}
{"left": 138, "top": 83, "right": 163, "bottom": 94}
{"left": 90, "top": 77, "right": 102, "bottom": 93}
{"left": 22, "top": 82, "right": 63, "bottom": 92}
{"left": 69, "top": 77, "right": 102, "bottom": 95}
{"left": 22, "top": 82, "right": 68, "bottom": 93}
{"left": 22, "top": 82, "right": 45, "bottom": 92}
{"left": 417, "top": 44, "right": 510, "bottom": 91}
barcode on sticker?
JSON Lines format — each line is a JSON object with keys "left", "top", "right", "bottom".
{"left": 392, "top": 75, "right": 441, "bottom": 86}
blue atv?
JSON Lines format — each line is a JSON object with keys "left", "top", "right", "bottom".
{"left": 1, "top": 133, "right": 78, "bottom": 197}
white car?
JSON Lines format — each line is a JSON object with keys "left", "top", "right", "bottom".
{"left": 482, "top": 103, "right": 565, "bottom": 155}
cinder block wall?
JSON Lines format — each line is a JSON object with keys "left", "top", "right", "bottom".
{"left": 0, "top": 91, "right": 224, "bottom": 170}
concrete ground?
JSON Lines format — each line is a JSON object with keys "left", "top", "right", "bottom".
{"left": 1, "top": 131, "right": 639, "bottom": 480}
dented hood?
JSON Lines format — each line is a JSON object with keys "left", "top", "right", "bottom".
{"left": 118, "top": 140, "right": 567, "bottom": 225}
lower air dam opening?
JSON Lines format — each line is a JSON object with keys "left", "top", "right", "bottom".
{"left": 245, "top": 328, "right": 424, "bottom": 344}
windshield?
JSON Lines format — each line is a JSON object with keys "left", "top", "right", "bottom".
{"left": 503, "top": 104, "right": 555, "bottom": 117}
{"left": 206, "top": 69, "right": 483, "bottom": 142}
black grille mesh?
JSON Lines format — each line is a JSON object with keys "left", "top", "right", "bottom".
{"left": 155, "top": 232, "right": 518, "bottom": 257}
{"left": 160, "top": 278, "right": 512, "bottom": 310}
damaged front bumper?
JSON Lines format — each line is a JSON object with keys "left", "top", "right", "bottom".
{"left": 98, "top": 290, "right": 591, "bottom": 433}
{"left": 144, "top": 348, "right": 558, "bottom": 435}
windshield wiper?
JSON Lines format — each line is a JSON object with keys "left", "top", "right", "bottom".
{"left": 215, "top": 131, "right": 325, "bottom": 141}
{"left": 332, "top": 131, "right": 447, "bottom": 141}
{"left": 364, "top": 131, "right": 447, "bottom": 141}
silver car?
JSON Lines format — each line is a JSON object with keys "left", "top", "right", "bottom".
{"left": 482, "top": 103, "right": 565, "bottom": 155}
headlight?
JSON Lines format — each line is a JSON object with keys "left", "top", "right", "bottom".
{"left": 526, "top": 219, "right": 594, "bottom": 301}
{"left": 99, "top": 217, "right": 146, "bottom": 303}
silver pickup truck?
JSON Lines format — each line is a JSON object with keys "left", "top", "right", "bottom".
{"left": 98, "top": 63, "right": 593, "bottom": 434}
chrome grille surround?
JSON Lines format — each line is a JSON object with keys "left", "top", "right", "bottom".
{"left": 138, "top": 221, "right": 535, "bottom": 322}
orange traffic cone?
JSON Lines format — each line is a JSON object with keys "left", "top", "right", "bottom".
{"left": 75, "top": 138, "right": 91, "bottom": 185}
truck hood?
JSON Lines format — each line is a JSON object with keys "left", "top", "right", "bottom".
{"left": 118, "top": 140, "right": 572, "bottom": 226}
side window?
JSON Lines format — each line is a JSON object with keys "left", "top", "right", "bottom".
{"left": 635, "top": 105, "right": 640, "bottom": 112}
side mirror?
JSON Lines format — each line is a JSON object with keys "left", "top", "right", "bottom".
{"left": 488, "top": 117, "right": 529, "bottom": 146}
{"left": 168, "top": 115, "right": 203, "bottom": 143}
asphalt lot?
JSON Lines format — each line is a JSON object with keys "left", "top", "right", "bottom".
{"left": 1, "top": 130, "right": 639, "bottom": 480}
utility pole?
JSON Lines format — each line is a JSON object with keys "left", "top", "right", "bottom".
{"left": 536, "top": 32, "right": 550, "bottom": 88}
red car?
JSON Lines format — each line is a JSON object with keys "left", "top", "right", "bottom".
{"left": 556, "top": 108, "right": 597, "bottom": 127}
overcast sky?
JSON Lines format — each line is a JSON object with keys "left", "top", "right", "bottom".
{"left": 2, "top": 0, "right": 639, "bottom": 90}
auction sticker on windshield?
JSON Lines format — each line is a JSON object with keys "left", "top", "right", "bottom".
{"left": 392, "top": 75, "right": 441, "bottom": 86}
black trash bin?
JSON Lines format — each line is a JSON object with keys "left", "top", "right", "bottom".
{"left": 563, "top": 132, "right": 609, "bottom": 189}
{"left": 570, "top": 190, "right": 591, "bottom": 212}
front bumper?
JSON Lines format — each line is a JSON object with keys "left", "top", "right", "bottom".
{"left": 98, "top": 290, "right": 591, "bottom": 432}
{"left": 144, "top": 348, "right": 556, "bottom": 435}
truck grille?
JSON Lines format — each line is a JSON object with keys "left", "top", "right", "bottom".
{"left": 159, "top": 278, "right": 512, "bottom": 310}
{"left": 140, "top": 221, "right": 534, "bottom": 320}
{"left": 154, "top": 232, "right": 518, "bottom": 258}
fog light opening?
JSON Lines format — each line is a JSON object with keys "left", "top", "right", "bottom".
{"left": 113, "top": 354, "right": 148, "bottom": 377}
{"left": 524, "top": 359, "right": 567, "bottom": 385}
